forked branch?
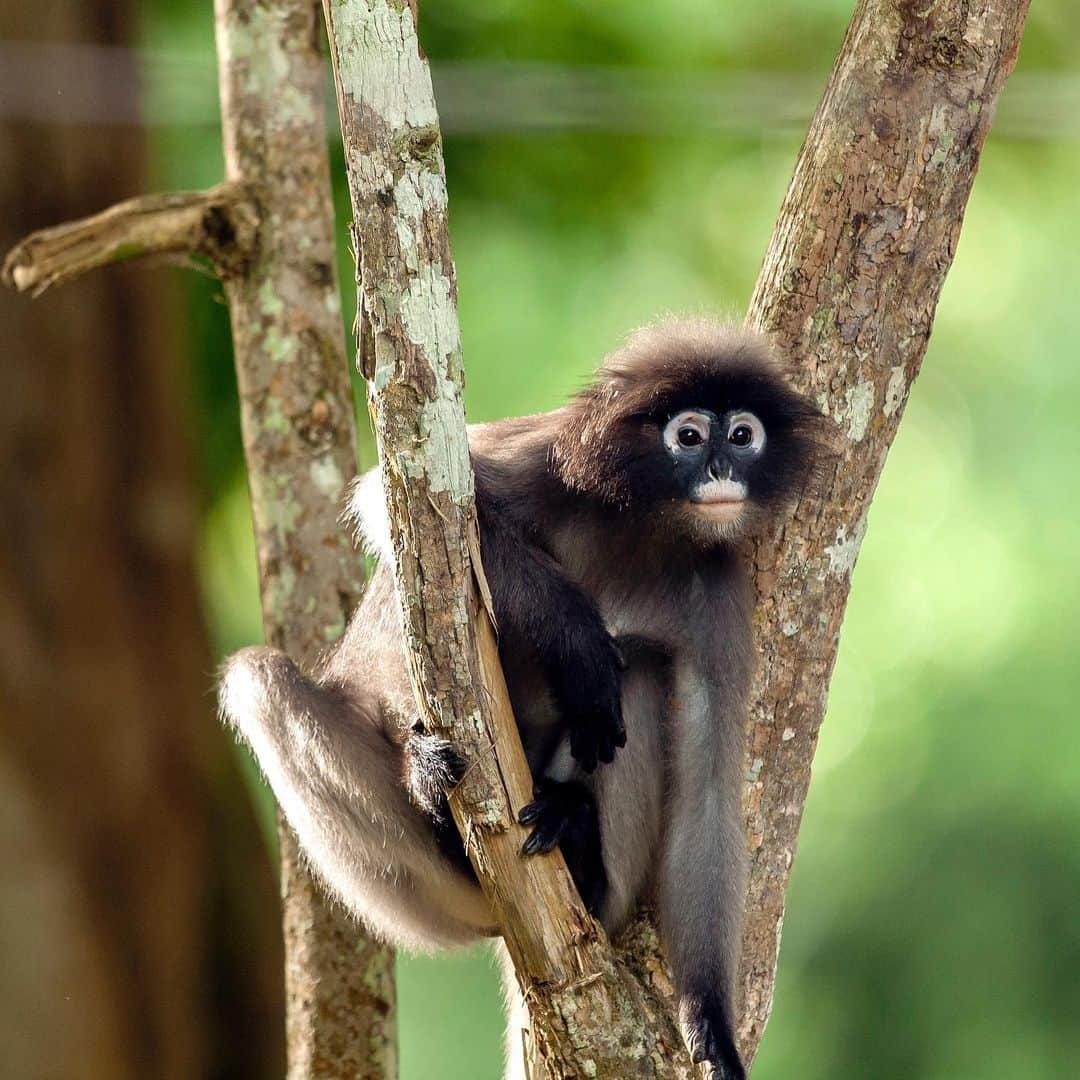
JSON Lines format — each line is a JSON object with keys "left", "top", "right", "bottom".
{"left": 3, "top": 0, "right": 1028, "bottom": 1075}
{"left": 323, "top": 0, "right": 1030, "bottom": 1077}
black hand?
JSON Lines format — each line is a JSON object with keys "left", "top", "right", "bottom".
{"left": 682, "top": 991, "right": 746, "bottom": 1080}
{"left": 518, "top": 780, "right": 606, "bottom": 917}
{"left": 474, "top": 502, "right": 627, "bottom": 772}
{"left": 555, "top": 635, "right": 626, "bottom": 772}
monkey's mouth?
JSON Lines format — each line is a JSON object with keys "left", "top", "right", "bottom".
{"left": 690, "top": 498, "right": 745, "bottom": 523}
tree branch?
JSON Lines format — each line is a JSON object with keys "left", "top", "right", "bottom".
{"left": 737, "top": 0, "right": 1031, "bottom": 1063}
{"left": 322, "top": 1, "right": 691, "bottom": 1076}
{"left": 212, "top": 2, "right": 395, "bottom": 1077}
{"left": 323, "top": 0, "right": 1030, "bottom": 1075}
{"left": 2, "top": 183, "right": 257, "bottom": 295}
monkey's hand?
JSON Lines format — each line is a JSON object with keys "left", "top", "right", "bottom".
{"left": 555, "top": 637, "right": 626, "bottom": 772}
{"left": 680, "top": 990, "right": 746, "bottom": 1080}
{"left": 518, "top": 779, "right": 606, "bottom": 917}
{"left": 475, "top": 505, "right": 626, "bottom": 769}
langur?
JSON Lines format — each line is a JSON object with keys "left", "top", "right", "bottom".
{"left": 220, "top": 318, "right": 828, "bottom": 1079}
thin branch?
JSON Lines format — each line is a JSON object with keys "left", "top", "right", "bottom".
{"left": 321, "top": 1, "right": 690, "bottom": 1076}
{"left": 213, "top": 1, "right": 396, "bottom": 1077}
{"left": 2, "top": 182, "right": 257, "bottom": 295}
{"left": 737, "top": 0, "right": 1031, "bottom": 1064}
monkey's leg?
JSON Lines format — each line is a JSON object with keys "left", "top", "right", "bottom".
{"left": 592, "top": 657, "right": 668, "bottom": 934}
{"left": 507, "top": 660, "right": 667, "bottom": 1080}
{"left": 511, "top": 635, "right": 665, "bottom": 924}
{"left": 219, "top": 646, "right": 494, "bottom": 950}
{"left": 493, "top": 940, "right": 531, "bottom": 1080}
{"left": 520, "top": 654, "right": 667, "bottom": 931}
{"left": 658, "top": 663, "right": 746, "bottom": 1079}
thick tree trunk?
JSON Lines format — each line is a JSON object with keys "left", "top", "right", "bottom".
{"left": 0, "top": 4, "right": 282, "bottom": 1079}
{"left": 737, "top": 0, "right": 1031, "bottom": 1059}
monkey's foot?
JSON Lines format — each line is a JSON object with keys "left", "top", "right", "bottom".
{"left": 518, "top": 780, "right": 595, "bottom": 854}
{"left": 681, "top": 991, "right": 746, "bottom": 1080}
{"left": 518, "top": 780, "right": 606, "bottom": 915}
{"left": 404, "top": 728, "right": 467, "bottom": 819}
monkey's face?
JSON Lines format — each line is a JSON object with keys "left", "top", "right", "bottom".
{"left": 552, "top": 326, "right": 830, "bottom": 538}
{"left": 648, "top": 374, "right": 827, "bottom": 544}
{"left": 662, "top": 407, "right": 763, "bottom": 538}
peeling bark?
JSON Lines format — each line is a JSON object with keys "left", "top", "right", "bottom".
{"left": 737, "top": 0, "right": 1031, "bottom": 1062}
{"left": 213, "top": 1, "right": 396, "bottom": 1077}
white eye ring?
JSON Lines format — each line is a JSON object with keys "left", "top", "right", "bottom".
{"left": 663, "top": 411, "right": 710, "bottom": 452}
{"left": 727, "top": 412, "right": 765, "bottom": 454}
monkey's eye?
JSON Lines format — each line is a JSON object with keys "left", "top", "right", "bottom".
{"left": 663, "top": 412, "right": 711, "bottom": 454}
{"left": 726, "top": 412, "right": 765, "bottom": 454}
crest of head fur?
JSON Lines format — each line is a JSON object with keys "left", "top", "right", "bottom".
{"left": 551, "top": 318, "right": 829, "bottom": 509}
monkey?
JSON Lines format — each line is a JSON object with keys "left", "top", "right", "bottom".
{"left": 219, "top": 318, "right": 828, "bottom": 1079}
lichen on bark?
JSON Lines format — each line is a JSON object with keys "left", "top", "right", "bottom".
{"left": 737, "top": 0, "right": 1031, "bottom": 1061}
{"left": 214, "top": 1, "right": 397, "bottom": 1076}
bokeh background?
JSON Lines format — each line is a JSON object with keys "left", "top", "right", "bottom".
{"left": 3, "top": 2, "right": 1078, "bottom": 1078}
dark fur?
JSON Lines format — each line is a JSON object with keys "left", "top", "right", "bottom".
{"left": 219, "top": 318, "right": 828, "bottom": 1079}
{"left": 519, "top": 779, "right": 607, "bottom": 917}
{"left": 553, "top": 320, "right": 828, "bottom": 510}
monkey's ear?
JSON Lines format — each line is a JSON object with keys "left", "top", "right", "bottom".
{"left": 551, "top": 381, "right": 616, "bottom": 497}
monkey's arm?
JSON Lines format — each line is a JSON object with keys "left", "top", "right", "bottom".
{"left": 477, "top": 506, "right": 626, "bottom": 772}
{"left": 347, "top": 463, "right": 625, "bottom": 770}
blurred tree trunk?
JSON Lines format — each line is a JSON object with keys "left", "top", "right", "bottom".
{"left": 0, "top": 5, "right": 283, "bottom": 1080}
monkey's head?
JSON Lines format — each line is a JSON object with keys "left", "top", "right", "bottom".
{"left": 552, "top": 319, "right": 831, "bottom": 545}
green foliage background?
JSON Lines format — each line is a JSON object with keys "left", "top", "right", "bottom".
{"left": 144, "top": 3, "right": 1080, "bottom": 1076}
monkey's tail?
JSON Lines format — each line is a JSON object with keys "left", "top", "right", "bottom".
{"left": 217, "top": 645, "right": 384, "bottom": 798}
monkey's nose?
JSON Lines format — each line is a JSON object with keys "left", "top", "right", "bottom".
{"left": 707, "top": 460, "right": 722, "bottom": 481}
